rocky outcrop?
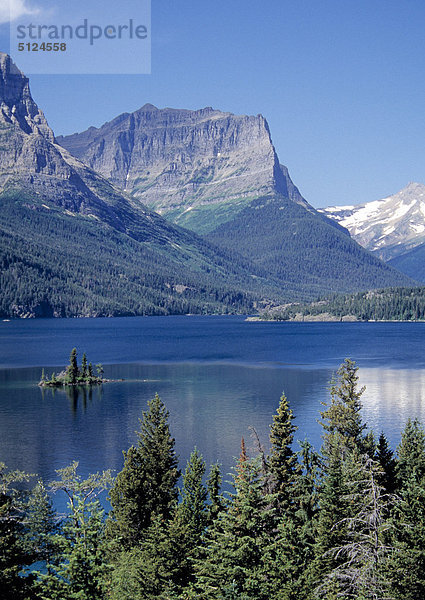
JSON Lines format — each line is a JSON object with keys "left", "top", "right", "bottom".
{"left": 0, "top": 53, "right": 192, "bottom": 240}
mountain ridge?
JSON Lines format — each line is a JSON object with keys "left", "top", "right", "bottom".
{"left": 0, "top": 52, "right": 291, "bottom": 317}
{"left": 57, "top": 101, "right": 415, "bottom": 295}
{"left": 319, "top": 182, "right": 425, "bottom": 261}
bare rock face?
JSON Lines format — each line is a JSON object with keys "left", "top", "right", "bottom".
{"left": 0, "top": 53, "right": 169, "bottom": 236}
{"left": 0, "top": 52, "right": 53, "bottom": 141}
{"left": 58, "top": 104, "right": 310, "bottom": 231}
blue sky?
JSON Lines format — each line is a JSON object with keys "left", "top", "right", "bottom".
{"left": 1, "top": 0, "right": 425, "bottom": 207}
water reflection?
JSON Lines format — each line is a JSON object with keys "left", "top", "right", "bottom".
{"left": 39, "top": 385, "right": 103, "bottom": 414}
{"left": 1, "top": 363, "right": 425, "bottom": 490}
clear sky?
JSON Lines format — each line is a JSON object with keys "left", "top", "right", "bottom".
{"left": 1, "top": 0, "right": 425, "bottom": 208}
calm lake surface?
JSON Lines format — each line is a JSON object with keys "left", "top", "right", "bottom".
{"left": 1, "top": 316, "right": 425, "bottom": 495}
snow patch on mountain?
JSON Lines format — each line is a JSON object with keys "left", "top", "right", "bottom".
{"left": 319, "top": 182, "right": 425, "bottom": 261}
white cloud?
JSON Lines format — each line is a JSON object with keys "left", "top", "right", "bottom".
{"left": 0, "top": 0, "right": 41, "bottom": 25}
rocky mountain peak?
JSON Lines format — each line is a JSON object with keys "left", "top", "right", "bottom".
{"left": 0, "top": 52, "right": 53, "bottom": 141}
{"left": 137, "top": 103, "right": 158, "bottom": 112}
{"left": 57, "top": 103, "right": 307, "bottom": 232}
{"left": 319, "top": 182, "right": 425, "bottom": 260}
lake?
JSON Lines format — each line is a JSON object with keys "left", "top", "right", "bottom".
{"left": 1, "top": 316, "right": 425, "bottom": 495}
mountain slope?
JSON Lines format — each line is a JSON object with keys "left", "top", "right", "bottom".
{"left": 0, "top": 53, "right": 288, "bottom": 317}
{"left": 205, "top": 194, "right": 414, "bottom": 295}
{"left": 58, "top": 104, "right": 415, "bottom": 296}
{"left": 319, "top": 183, "right": 425, "bottom": 261}
{"left": 388, "top": 243, "right": 425, "bottom": 283}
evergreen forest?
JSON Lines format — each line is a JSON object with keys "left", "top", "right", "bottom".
{"left": 2, "top": 359, "right": 425, "bottom": 599}
{"left": 262, "top": 286, "right": 425, "bottom": 322}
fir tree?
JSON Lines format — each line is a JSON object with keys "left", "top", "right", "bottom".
{"left": 24, "top": 480, "right": 59, "bottom": 567}
{"left": 268, "top": 392, "right": 299, "bottom": 513}
{"left": 81, "top": 352, "right": 88, "bottom": 380}
{"left": 387, "top": 419, "right": 425, "bottom": 599}
{"left": 179, "top": 448, "right": 208, "bottom": 546}
{"left": 376, "top": 432, "right": 397, "bottom": 494}
{"left": 396, "top": 418, "right": 425, "bottom": 485}
{"left": 37, "top": 462, "right": 113, "bottom": 600}
{"left": 320, "top": 358, "right": 367, "bottom": 456}
{"left": 108, "top": 393, "right": 180, "bottom": 548}
{"left": 206, "top": 462, "right": 225, "bottom": 525}
{"left": 65, "top": 348, "right": 79, "bottom": 385}
{"left": 0, "top": 463, "right": 35, "bottom": 600}
{"left": 317, "top": 457, "right": 395, "bottom": 600}
{"left": 192, "top": 441, "right": 275, "bottom": 599}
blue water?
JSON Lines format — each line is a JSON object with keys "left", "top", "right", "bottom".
{"left": 0, "top": 316, "right": 424, "bottom": 501}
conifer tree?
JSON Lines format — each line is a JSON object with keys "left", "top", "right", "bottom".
{"left": 206, "top": 462, "right": 225, "bottom": 525}
{"left": 317, "top": 456, "right": 394, "bottom": 600}
{"left": 0, "top": 463, "right": 35, "bottom": 600}
{"left": 192, "top": 440, "right": 275, "bottom": 599}
{"left": 320, "top": 358, "right": 366, "bottom": 456}
{"left": 65, "top": 348, "right": 79, "bottom": 385}
{"left": 179, "top": 448, "right": 208, "bottom": 545}
{"left": 37, "top": 462, "right": 112, "bottom": 600}
{"left": 109, "top": 512, "right": 190, "bottom": 600}
{"left": 387, "top": 419, "right": 425, "bottom": 599}
{"left": 24, "top": 480, "right": 59, "bottom": 567}
{"left": 268, "top": 392, "right": 299, "bottom": 513}
{"left": 108, "top": 393, "right": 180, "bottom": 548}
{"left": 312, "top": 436, "right": 349, "bottom": 591}
{"left": 376, "top": 432, "right": 397, "bottom": 494}
{"left": 81, "top": 352, "right": 88, "bottom": 380}
{"left": 396, "top": 417, "right": 425, "bottom": 485}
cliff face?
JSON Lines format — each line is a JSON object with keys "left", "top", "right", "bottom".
{"left": 0, "top": 53, "right": 176, "bottom": 236}
{"left": 58, "top": 104, "right": 311, "bottom": 231}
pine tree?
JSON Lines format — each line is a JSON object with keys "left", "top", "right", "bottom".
{"left": 107, "top": 393, "right": 180, "bottom": 548}
{"left": 37, "top": 462, "right": 113, "bottom": 600}
{"left": 376, "top": 432, "right": 397, "bottom": 494}
{"left": 65, "top": 348, "right": 79, "bottom": 385}
{"left": 192, "top": 441, "right": 275, "bottom": 599}
{"left": 320, "top": 358, "right": 367, "bottom": 457}
{"left": 268, "top": 392, "right": 299, "bottom": 513}
{"left": 179, "top": 448, "right": 208, "bottom": 546}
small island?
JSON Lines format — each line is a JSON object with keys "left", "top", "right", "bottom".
{"left": 39, "top": 348, "right": 105, "bottom": 387}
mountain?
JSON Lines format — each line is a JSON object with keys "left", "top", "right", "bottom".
{"left": 388, "top": 243, "right": 425, "bottom": 283}
{"left": 319, "top": 183, "right": 425, "bottom": 261}
{"left": 57, "top": 104, "right": 325, "bottom": 234}
{"left": 0, "top": 52, "right": 286, "bottom": 318}
{"left": 58, "top": 105, "right": 414, "bottom": 296}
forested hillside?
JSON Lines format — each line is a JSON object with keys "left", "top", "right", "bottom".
{"left": 0, "top": 190, "right": 282, "bottom": 317}
{"left": 2, "top": 360, "right": 425, "bottom": 599}
{"left": 259, "top": 286, "right": 425, "bottom": 321}
{"left": 206, "top": 195, "right": 414, "bottom": 296}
